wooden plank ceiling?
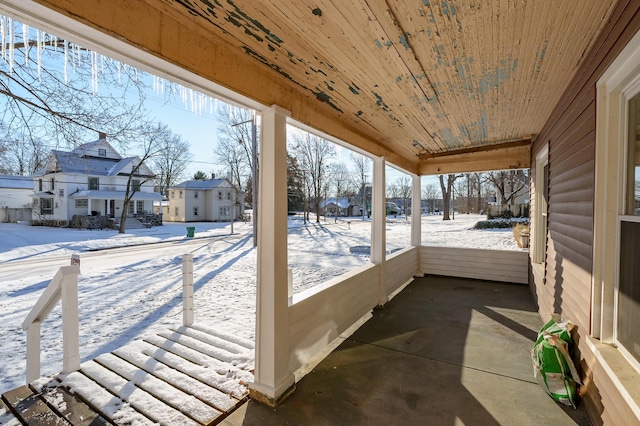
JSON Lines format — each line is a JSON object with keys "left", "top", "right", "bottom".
{"left": 17, "top": 0, "right": 617, "bottom": 173}
{"left": 150, "top": 0, "right": 616, "bottom": 173}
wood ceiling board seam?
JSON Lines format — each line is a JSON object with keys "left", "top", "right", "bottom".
{"left": 365, "top": 0, "right": 450, "bottom": 152}
{"left": 248, "top": 0, "right": 429, "bottom": 158}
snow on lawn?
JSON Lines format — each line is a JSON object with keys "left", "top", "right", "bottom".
{"left": 0, "top": 213, "right": 521, "bottom": 394}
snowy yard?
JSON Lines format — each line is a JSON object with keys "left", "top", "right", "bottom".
{"left": 0, "top": 213, "right": 521, "bottom": 394}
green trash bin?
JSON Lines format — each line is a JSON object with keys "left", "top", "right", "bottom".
{"left": 186, "top": 226, "right": 195, "bottom": 238}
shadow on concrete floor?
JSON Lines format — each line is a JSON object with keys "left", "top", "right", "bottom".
{"left": 222, "top": 275, "right": 591, "bottom": 426}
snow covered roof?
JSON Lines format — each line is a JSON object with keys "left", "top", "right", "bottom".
{"left": 33, "top": 150, "right": 154, "bottom": 178}
{"left": 69, "top": 190, "right": 164, "bottom": 201}
{"left": 320, "top": 197, "right": 351, "bottom": 209}
{"left": 171, "top": 179, "right": 228, "bottom": 190}
{"left": 0, "top": 174, "right": 33, "bottom": 190}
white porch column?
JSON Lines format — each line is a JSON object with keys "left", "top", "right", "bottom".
{"left": 371, "top": 156, "right": 387, "bottom": 306}
{"left": 87, "top": 198, "right": 91, "bottom": 215}
{"left": 250, "top": 105, "right": 295, "bottom": 406}
{"left": 411, "top": 175, "right": 422, "bottom": 247}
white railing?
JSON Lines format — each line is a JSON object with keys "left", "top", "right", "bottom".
{"left": 22, "top": 264, "right": 81, "bottom": 384}
{"left": 182, "top": 254, "right": 194, "bottom": 326}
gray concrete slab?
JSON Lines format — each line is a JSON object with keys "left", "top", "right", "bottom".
{"left": 223, "top": 276, "right": 591, "bottom": 426}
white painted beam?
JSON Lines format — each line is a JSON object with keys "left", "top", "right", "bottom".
{"left": 371, "top": 157, "right": 387, "bottom": 306}
{"left": 250, "top": 105, "right": 295, "bottom": 406}
{"left": 411, "top": 175, "right": 421, "bottom": 248}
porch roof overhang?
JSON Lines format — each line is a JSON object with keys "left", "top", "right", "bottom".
{"left": 69, "top": 190, "right": 164, "bottom": 201}
{"left": 1, "top": 1, "right": 617, "bottom": 174}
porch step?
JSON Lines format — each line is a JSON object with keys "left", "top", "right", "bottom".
{"left": 1, "top": 384, "right": 108, "bottom": 425}
{"left": 3, "top": 325, "right": 254, "bottom": 425}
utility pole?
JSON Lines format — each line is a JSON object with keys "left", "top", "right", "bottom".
{"left": 232, "top": 113, "right": 258, "bottom": 247}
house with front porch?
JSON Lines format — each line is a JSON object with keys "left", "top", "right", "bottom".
{"left": 31, "top": 133, "right": 163, "bottom": 225}
{"left": 4, "top": 1, "right": 640, "bottom": 423}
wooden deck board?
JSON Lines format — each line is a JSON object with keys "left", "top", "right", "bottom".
{"left": 35, "top": 382, "right": 110, "bottom": 426}
{"left": 113, "top": 341, "right": 238, "bottom": 412}
{"left": 94, "top": 352, "right": 222, "bottom": 425}
{"left": 0, "top": 397, "right": 21, "bottom": 426}
{"left": 2, "top": 386, "right": 67, "bottom": 425}
{"left": 3, "top": 325, "right": 252, "bottom": 426}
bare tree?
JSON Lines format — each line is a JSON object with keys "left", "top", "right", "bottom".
{"left": 0, "top": 126, "right": 47, "bottom": 174}
{"left": 148, "top": 124, "right": 192, "bottom": 196}
{"left": 439, "top": 174, "right": 458, "bottom": 221}
{"left": 487, "top": 170, "right": 528, "bottom": 207}
{"left": 328, "top": 162, "right": 352, "bottom": 222}
{"left": 214, "top": 105, "right": 258, "bottom": 199}
{"left": 422, "top": 182, "right": 439, "bottom": 213}
{"left": 351, "top": 152, "right": 370, "bottom": 219}
{"left": 396, "top": 176, "right": 411, "bottom": 218}
{"left": 118, "top": 123, "right": 166, "bottom": 233}
{"left": 0, "top": 19, "right": 150, "bottom": 153}
{"left": 290, "top": 131, "right": 335, "bottom": 222}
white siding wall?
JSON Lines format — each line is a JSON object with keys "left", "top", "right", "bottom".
{"left": 288, "top": 247, "right": 420, "bottom": 372}
{"left": 420, "top": 246, "right": 528, "bottom": 284}
{"left": 385, "top": 247, "right": 419, "bottom": 295}
{"left": 288, "top": 264, "right": 381, "bottom": 372}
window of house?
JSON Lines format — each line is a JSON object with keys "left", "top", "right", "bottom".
{"left": 194, "top": 206, "right": 198, "bottom": 216}
{"left": 194, "top": 191, "right": 198, "bottom": 199}
{"left": 175, "top": 207, "right": 179, "bottom": 216}
{"left": 227, "top": 192, "right": 231, "bottom": 200}
{"left": 616, "top": 91, "right": 640, "bottom": 366}
{"left": 89, "top": 177, "right": 99, "bottom": 190}
{"left": 533, "top": 144, "right": 549, "bottom": 265}
{"left": 40, "top": 198, "right": 53, "bottom": 214}
{"left": 38, "top": 179, "right": 42, "bottom": 191}
{"left": 76, "top": 199, "right": 88, "bottom": 208}
{"left": 179, "top": 190, "right": 183, "bottom": 199}
{"left": 50, "top": 178, "right": 55, "bottom": 189}
{"left": 218, "top": 191, "right": 222, "bottom": 200}
{"left": 132, "top": 179, "right": 141, "bottom": 191}
{"left": 594, "top": 29, "right": 640, "bottom": 377}
{"left": 220, "top": 206, "right": 230, "bottom": 217}
{"left": 137, "top": 200, "right": 144, "bottom": 213}
{"left": 98, "top": 148, "right": 106, "bottom": 157}
{"left": 128, "top": 202, "right": 134, "bottom": 214}
{"left": 59, "top": 188, "right": 64, "bottom": 197}
{"left": 171, "top": 191, "right": 175, "bottom": 199}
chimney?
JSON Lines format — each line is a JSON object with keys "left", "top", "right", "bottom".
{"left": 211, "top": 172, "right": 216, "bottom": 179}
{"left": 99, "top": 132, "right": 107, "bottom": 140}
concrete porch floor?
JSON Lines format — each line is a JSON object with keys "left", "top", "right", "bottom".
{"left": 222, "top": 275, "right": 591, "bottom": 426}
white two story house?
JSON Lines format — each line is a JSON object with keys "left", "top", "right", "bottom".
{"left": 32, "top": 133, "right": 163, "bottom": 224}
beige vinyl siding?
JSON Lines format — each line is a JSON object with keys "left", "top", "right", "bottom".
{"left": 530, "top": 2, "right": 640, "bottom": 423}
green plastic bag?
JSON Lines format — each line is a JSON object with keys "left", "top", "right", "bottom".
{"left": 531, "top": 314, "right": 582, "bottom": 408}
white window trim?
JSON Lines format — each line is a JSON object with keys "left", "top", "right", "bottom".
{"left": 592, "top": 28, "right": 640, "bottom": 419}
{"left": 533, "top": 143, "right": 548, "bottom": 266}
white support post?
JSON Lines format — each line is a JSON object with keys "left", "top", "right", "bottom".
{"left": 25, "top": 322, "right": 41, "bottom": 384}
{"left": 250, "top": 105, "right": 295, "bottom": 406}
{"left": 371, "top": 157, "right": 387, "bottom": 306}
{"left": 183, "top": 254, "right": 194, "bottom": 326}
{"left": 411, "top": 175, "right": 422, "bottom": 248}
{"left": 61, "top": 266, "right": 80, "bottom": 374}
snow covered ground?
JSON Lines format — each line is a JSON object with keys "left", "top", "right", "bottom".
{"left": 0, "top": 213, "right": 520, "bottom": 394}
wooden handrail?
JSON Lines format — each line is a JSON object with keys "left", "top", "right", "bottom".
{"left": 22, "top": 264, "right": 80, "bottom": 384}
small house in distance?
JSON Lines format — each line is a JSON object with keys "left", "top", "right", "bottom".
{"left": 0, "top": 174, "right": 33, "bottom": 222}
{"left": 167, "top": 178, "right": 243, "bottom": 222}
